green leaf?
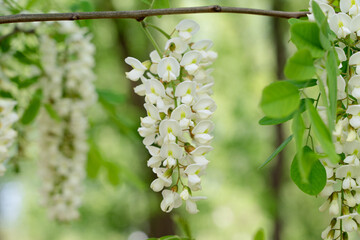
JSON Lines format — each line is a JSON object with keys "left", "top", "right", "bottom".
{"left": 326, "top": 48, "right": 339, "bottom": 133}
{"left": 97, "top": 89, "right": 126, "bottom": 105}
{"left": 86, "top": 142, "right": 103, "bottom": 179}
{"left": 20, "top": 89, "right": 42, "bottom": 125}
{"left": 254, "top": 228, "right": 265, "bottom": 240}
{"left": 105, "top": 161, "right": 121, "bottom": 186}
{"left": 288, "top": 18, "right": 304, "bottom": 25}
{"left": 258, "top": 135, "right": 293, "bottom": 169}
{"left": 305, "top": 99, "right": 339, "bottom": 163}
{"left": 292, "top": 112, "right": 305, "bottom": 178}
{"left": 173, "top": 215, "right": 192, "bottom": 239}
{"left": 291, "top": 22, "right": 325, "bottom": 58}
{"left": 285, "top": 49, "right": 316, "bottom": 80}
{"left": 290, "top": 152, "right": 327, "bottom": 195}
{"left": 44, "top": 103, "right": 61, "bottom": 122}
{"left": 141, "top": 0, "right": 152, "bottom": 5}
{"left": 260, "top": 81, "right": 300, "bottom": 118}
{"left": 259, "top": 115, "right": 294, "bottom": 125}
{"left": 312, "top": 1, "right": 326, "bottom": 25}
{"left": 0, "top": 90, "right": 14, "bottom": 99}
{"left": 299, "top": 146, "right": 319, "bottom": 182}
{"left": 153, "top": 0, "right": 170, "bottom": 9}
{"left": 259, "top": 98, "right": 311, "bottom": 125}
{"left": 285, "top": 79, "right": 317, "bottom": 89}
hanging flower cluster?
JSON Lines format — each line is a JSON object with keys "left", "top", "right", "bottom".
{"left": 309, "top": 0, "right": 360, "bottom": 238}
{"left": 125, "top": 19, "right": 217, "bottom": 214}
{"left": 0, "top": 100, "right": 18, "bottom": 175}
{"left": 38, "top": 21, "right": 97, "bottom": 222}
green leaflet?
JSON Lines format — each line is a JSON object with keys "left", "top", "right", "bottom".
{"left": 290, "top": 21, "right": 325, "bottom": 58}
{"left": 292, "top": 112, "right": 305, "bottom": 178}
{"left": 326, "top": 48, "right": 339, "bottom": 133}
{"left": 305, "top": 99, "right": 339, "bottom": 163}
{"left": 254, "top": 228, "right": 265, "bottom": 240}
{"left": 258, "top": 135, "right": 293, "bottom": 169}
{"left": 284, "top": 49, "right": 316, "bottom": 80}
{"left": 290, "top": 152, "right": 327, "bottom": 195}
{"left": 260, "top": 81, "right": 300, "bottom": 118}
{"left": 20, "top": 89, "right": 43, "bottom": 125}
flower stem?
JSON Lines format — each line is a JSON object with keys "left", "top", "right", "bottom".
{"left": 145, "top": 22, "right": 171, "bottom": 39}
{"left": 141, "top": 21, "right": 162, "bottom": 56}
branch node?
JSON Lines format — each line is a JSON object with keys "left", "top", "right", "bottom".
{"left": 136, "top": 17, "right": 145, "bottom": 22}
{"left": 71, "top": 14, "right": 80, "bottom": 20}
{"left": 213, "top": 5, "right": 222, "bottom": 12}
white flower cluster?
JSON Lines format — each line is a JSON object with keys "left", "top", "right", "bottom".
{"left": 38, "top": 21, "right": 96, "bottom": 222}
{"left": 125, "top": 19, "right": 217, "bottom": 214}
{"left": 309, "top": 1, "right": 360, "bottom": 239}
{"left": 0, "top": 100, "right": 18, "bottom": 175}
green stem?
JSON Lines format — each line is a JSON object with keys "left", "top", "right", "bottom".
{"left": 146, "top": 22, "right": 171, "bottom": 39}
{"left": 141, "top": 21, "right": 162, "bottom": 56}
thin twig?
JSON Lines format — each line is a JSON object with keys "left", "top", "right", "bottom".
{"left": 0, "top": 5, "right": 309, "bottom": 24}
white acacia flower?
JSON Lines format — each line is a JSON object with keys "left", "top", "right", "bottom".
{"left": 159, "top": 119, "right": 182, "bottom": 143}
{"left": 170, "top": 104, "right": 193, "bottom": 129}
{"left": 191, "top": 40, "right": 217, "bottom": 63}
{"left": 351, "top": 14, "right": 360, "bottom": 36}
{"left": 149, "top": 50, "right": 161, "bottom": 74}
{"left": 193, "top": 97, "right": 217, "bottom": 120}
{"left": 308, "top": 1, "right": 335, "bottom": 21}
{"left": 145, "top": 79, "right": 166, "bottom": 109}
{"left": 185, "top": 164, "right": 204, "bottom": 191}
{"left": 165, "top": 37, "right": 188, "bottom": 55}
{"left": 157, "top": 57, "right": 180, "bottom": 82}
{"left": 344, "top": 154, "right": 360, "bottom": 166}
{"left": 125, "top": 57, "right": 147, "bottom": 81}
{"left": 160, "top": 143, "right": 184, "bottom": 167}
{"left": 176, "top": 19, "right": 200, "bottom": 42}
{"left": 180, "top": 51, "right": 202, "bottom": 75}
{"left": 337, "top": 75, "right": 346, "bottom": 100}
{"left": 138, "top": 126, "right": 157, "bottom": 146}
{"left": 192, "top": 120, "right": 214, "bottom": 145}
{"left": 338, "top": 213, "right": 359, "bottom": 232}
{"left": 134, "top": 77, "right": 148, "bottom": 96}
{"left": 146, "top": 146, "right": 163, "bottom": 168}
{"left": 348, "top": 75, "right": 360, "bottom": 99}
{"left": 160, "top": 189, "right": 182, "bottom": 212}
{"left": 186, "top": 196, "right": 206, "bottom": 214}
{"left": 141, "top": 104, "right": 161, "bottom": 128}
{"left": 175, "top": 81, "right": 197, "bottom": 105}
{"left": 329, "top": 13, "right": 352, "bottom": 38}
{"left": 347, "top": 105, "right": 360, "bottom": 128}
{"left": 340, "top": 0, "right": 360, "bottom": 15}
{"left": 190, "top": 146, "right": 213, "bottom": 165}
{"left": 349, "top": 52, "right": 360, "bottom": 74}
{"left": 151, "top": 168, "right": 172, "bottom": 192}
{"left": 0, "top": 100, "right": 16, "bottom": 115}
{"left": 180, "top": 188, "right": 190, "bottom": 200}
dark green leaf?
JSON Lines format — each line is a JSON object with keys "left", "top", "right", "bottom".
{"left": 291, "top": 22, "right": 324, "bottom": 58}
{"left": 260, "top": 81, "right": 300, "bottom": 118}
{"left": 285, "top": 79, "right": 317, "bottom": 89}
{"left": 288, "top": 18, "right": 304, "bottom": 25}
{"left": 20, "top": 89, "right": 42, "bottom": 125}
{"left": 153, "top": 0, "right": 170, "bottom": 9}
{"left": 285, "top": 49, "right": 316, "bottom": 80}
{"left": 259, "top": 115, "right": 294, "bottom": 125}
{"left": 299, "top": 146, "right": 319, "bottom": 182}
{"left": 326, "top": 48, "right": 339, "bottom": 133}
{"left": 105, "top": 161, "right": 121, "bottom": 186}
{"left": 0, "top": 90, "right": 14, "bottom": 99}
{"left": 291, "top": 153, "right": 327, "bottom": 195}
{"left": 97, "top": 89, "right": 126, "bottom": 104}
{"left": 254, "top": 228, "right": 265, "bottom": 240}
{"left": 86, "top": 142, "right": 103, "bottom": 179}
{"left": 305, "top": 99, "right": 339, "bottom": 163}
{"left": 258, "top": 135, "right": 293, "bottom": 169}
{"left": 44, "top": 103, "right": 61, "bottom": 122}
{"left": 292, "top": 112, "right": 305, "bottom": 178}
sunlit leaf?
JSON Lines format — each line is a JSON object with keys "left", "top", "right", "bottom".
{"left": 285, "top": 49, "right": 316, "bottom": 80}
{"left": 291, "top": 22, "right": 324, "bottom": 58}
{"left": 305, "top": 99, "right": 339, "bottom": 163}
{"left": 258, "top": 135, "right": 293, "bottom": 169}
{"left": 21, "top": 89, "right": 42, "bottom": 125}
{"left": 260, "top": 81, "right": 300, "bottom": 118}
{"left": 291, "top": 152, "right": 327, "bottom": 195}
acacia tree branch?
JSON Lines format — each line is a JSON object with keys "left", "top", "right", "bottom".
{"left": 0, "top": 5, "right": 309, "bottom": 24}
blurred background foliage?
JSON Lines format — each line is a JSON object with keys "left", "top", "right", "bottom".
{"left": 0, "top": 0, "right": 334, "bottom": 239}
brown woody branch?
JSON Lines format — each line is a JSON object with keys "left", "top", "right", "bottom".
{"left": 0, "top": 5, "right": 309, "bottom": 24}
